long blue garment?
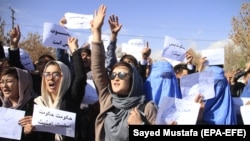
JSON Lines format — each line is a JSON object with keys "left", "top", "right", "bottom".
{"left": 240, "top": 79, "right": 250, "bottom": 97}
{"left": 144, "top": 60, "right": 182, "bottom": 106}
{"left": 203, "top": 66, "right": 237, "bottom": 125}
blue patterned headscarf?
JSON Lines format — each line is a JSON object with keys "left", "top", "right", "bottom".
{"left": 203, "top": 66, "right": 237, "bottom": 125}
{"left": 144, "top": 60, "right": 182, "bottom": 106}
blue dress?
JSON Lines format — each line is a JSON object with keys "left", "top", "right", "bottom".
{"left": 202, "top": 66, "right": 237, "bottom": 125}
{"left": 144, "top": 60, "right": 182, "bottom": 106}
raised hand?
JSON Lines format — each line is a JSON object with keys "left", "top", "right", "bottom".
{"left": 127, "top": 107, "right": 143, "bottom": 125}
{"left": 92, "top": 4, "right": 107, "bottom": 42}
{"left": 10, "top": 25, "right": 21, "bottom": 49}
{"left": 67, "top": 37, "right": 79, "bottom": 54}
{"left": 108, "top": 14, "right": 122, "bottom": 34}
{"left": 92, "top": 4, "right": 106, "bottom": 31}
{"left": 59, "top": 16, "right": 67, "bottom": 27}
{"left": 18, "top": 116, "right": 34, "bottom": 135}
{"left": 142, "top": 41, "right": 151, "bottom": 59}
{"left": 198, "top": 57, "right": 208, "bottom": 72}
{"left": 186, "top": 51, "right": 193, "bottom": 65}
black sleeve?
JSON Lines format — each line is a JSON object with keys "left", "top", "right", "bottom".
{"left": 105, "top": 40, "right": 118, "bottom": 73}
{"left": 70, "top": 50, "right": 86, "bottom": 111}
{"left": 138, "top": 63, "right": 148, "bottom": 83}
{"left": 234, "top": 71, "right": 245, "bottom": 81}
{"left": 187, "top": 64, "right": 196, "bottom": 74}
{"left": 0, "top": 42, "right": 5, "bottom": 59}
{"left": 56, "top": 48, "right": 71, "bottom": 68}
{"left": 8, "top": 48, "right": 25, "bottom": 69}
{"left": 230, "top": 84, "right": 238, "bottom": 97}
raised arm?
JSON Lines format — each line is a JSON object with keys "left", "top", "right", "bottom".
{"left": 106, "top": 14, "right": 123, "bottom": 72}
{"left": 8, "top": 25, "right": 25, "bottom": 69}
{"left": 57, "top": 17, "right": 71, "bottom": 69}
{"left": 185, "top": 51, "right": 196, "bottom": 74}
{"left": 197, "top": 57, "right": 207, "bottom": 72}
{"left": 67, "top": 37, "right": 86, "bottom": 111}
{"left": 91, "top": 4, "right": 110, "bottom": 102}
{"left": 138, "top": 41, "right": 152, "bottom": 82}
{"left": 92, "top": 5, "right": 106, "bottom": 42}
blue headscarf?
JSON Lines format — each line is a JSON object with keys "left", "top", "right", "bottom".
{"left": 203, "top": 66, "right": 237, "bottom": 125}
{"left": 144, "top": 60, "right": 182, "bottom": 106}
{"left": 240, "top": 79, "right": 250, "bottom": 97}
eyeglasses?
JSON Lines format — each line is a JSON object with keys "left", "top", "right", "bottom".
{"left": 109, "top": 72, "right": 130, "bottom": 80}
{"left": 43, "top": 72, "right": 62, "bottom": 79}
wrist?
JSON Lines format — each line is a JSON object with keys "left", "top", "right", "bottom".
{"left": 70, "top": 48, "right": 78, "bottom": 56}
{"left": 111, "top": 32, "right": 118, "bottom": 36}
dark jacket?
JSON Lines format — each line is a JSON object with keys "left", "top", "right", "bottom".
{"left": 30, "top": 50, "right": 86, "bottom": 141}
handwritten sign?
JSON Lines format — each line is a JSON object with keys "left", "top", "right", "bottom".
{"left": 81, "top": 79, "right": 98, "bottom": 104}
{"left": 64, "top": 12, "right": 93, "bottom": 29}
{"left": 162, "top": 35, "right": 186, "bottom": 62}
{"left": 32, "top": 104, "right": 76, "bottom": 137}
{"left": 42, "top": 22, "right": 70, "bottom": 49}
{"left": 128, "top": 39, "right": 145, "bottom": 48}
{"left": 155, "top": 96, "right": 200, "bottom": 125}
{"left": 180, "top": 71, "right": 215, "bottom": 101}
{"left": 0, "top": 107, "right": 25, "bottom": 140}
{"left": 240, "top": 105, "right": 250, "bottom": 125}
{"left": 121, "top": 43, "right": 143, "bottom": 61}
{"left": 201, "top": 48, "right": 224, "bottom": 65}
{"left": 3, "top": 46, "right": 35, "bottom": 71}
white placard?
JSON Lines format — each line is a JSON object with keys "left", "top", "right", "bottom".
{"left": 201, "top": 48, "right": 224, "bottom": 65}
{"left": 155, "top": 97, "right": 200, "bottom": 125}
{"left": 32, "top": 104, "right": 76, "bottom": 137}
{"left": 64, "top": 12, "right": 93, "bottom": 29}
{"left": 180, "top": 71, "right": 215, "bottom": 101}
{"left": 127, "top": 38, "right": 145, "bottom": 48}
{"left": 42, "top": 22, "right": 70, "bottom": 50}
{"left": 162, "top": 35, "right": 186, "bottom": 62}
{"left": 0, "top": 107, "right": 25, "bottom": 140}
{"left": 240, "top": 105, "right": 250, "bottom": 125}
{"left": 121, "top": 43, "right": 143, "bottom": 61}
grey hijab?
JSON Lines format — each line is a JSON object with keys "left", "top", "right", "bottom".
{"left": 0, "top": 67, "right": 34, "bottom": 109}
{"left": 104, "top": 65, "right": 145, "bottom": 141}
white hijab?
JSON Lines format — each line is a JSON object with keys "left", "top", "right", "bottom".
{"left": 34, "top": 61, "right": 71, "bottom": 109}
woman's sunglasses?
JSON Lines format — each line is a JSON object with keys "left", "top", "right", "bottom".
{"left": 109, "top": 72, "right": 130, "bottom": 80}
